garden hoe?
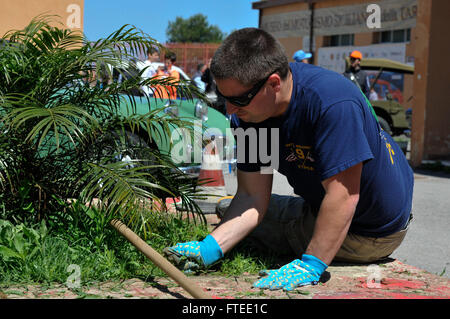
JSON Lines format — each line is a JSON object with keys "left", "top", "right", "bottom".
{"left": 110, "top": 219, "right": 211, "bottom": 299}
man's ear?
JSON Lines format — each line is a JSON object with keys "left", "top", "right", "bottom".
{"left": 267, "top": 73, "right": 282, "bottom": 93}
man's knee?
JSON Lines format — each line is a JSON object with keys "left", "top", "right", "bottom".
{"left": 246, "top": 194, "right": 316, "bottom": 257}
{"left": 334, "top": 228, "right": 409, "bottom": 263}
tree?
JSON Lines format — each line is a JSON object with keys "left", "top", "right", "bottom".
{"left": 166, "top": 14, "right": 224, "bottom": 43}
{"left": 0, "top": 16, "right": 204, "bottom": 230}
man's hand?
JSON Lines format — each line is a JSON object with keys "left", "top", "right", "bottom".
{"left": 253, "top": 255, "right": 327, "bottom": 291}
{"left": 163, "top": 235, "right": 223, "bottom": 273}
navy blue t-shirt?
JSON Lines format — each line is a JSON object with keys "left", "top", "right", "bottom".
{"left": 231, "top": 62, "right": 414, "bottom": 237}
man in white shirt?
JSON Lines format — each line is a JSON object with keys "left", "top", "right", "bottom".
{"left": 137, "top": 47, "right": 161, "bottom": 96}
{"left": 192, "top": 63, "right": 207, "bottom": 93}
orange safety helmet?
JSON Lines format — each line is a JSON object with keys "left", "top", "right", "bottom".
{"left": 350, "top": 50, "right": 363, "bottom": 60}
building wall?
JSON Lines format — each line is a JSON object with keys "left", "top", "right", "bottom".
{"left": 255, "top": 0, "right": 449, "bottom": 162}
{"left": 259, "top": 1, "right": 308, "bottom": 62}
{"left": 165, "top": 43, "right": 220, "bottom": 78}
{"left": 424, "top": 0, "right": 450, "bottom": 159}
{"left": 0, "top": 0, "right": 84, "bottom": 35}
{"left": 258, "top": 0, "right": 417, "bottom": 106}
{"left": 411, "top": 0, "right": 450, "bottom": 163}
{"left": 258, "top": 0, "right": 416, "bottom": 65}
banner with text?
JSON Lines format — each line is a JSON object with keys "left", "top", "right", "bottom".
{"left": 260, "top": 0, "right": 417, "bottom": 38}
{"left": 317, "top": 43, "right": 407, "bottom": 74}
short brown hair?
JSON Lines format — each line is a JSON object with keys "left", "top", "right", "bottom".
{"left": 165, "top": 52, "right": 177, "bottom": 63}
{"left": 210, "top": 28, "right": 289, "bottom": 86}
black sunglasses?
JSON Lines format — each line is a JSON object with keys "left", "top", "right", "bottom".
{"left": 215, "top": 74, "right": 272, "bottom": 107}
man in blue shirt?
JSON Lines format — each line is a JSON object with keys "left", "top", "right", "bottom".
{"left": 164, "top": 28, "right": 414, "bottom": 291}
{"left": 293, "top": 49, "right": 312, "bottom": 63}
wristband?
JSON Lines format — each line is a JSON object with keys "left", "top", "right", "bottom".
{"left": 199, "top": 235, "right": 224, "bottom": 266}
{"left": 301, "top": 254, "right": 328, "bottom": 274}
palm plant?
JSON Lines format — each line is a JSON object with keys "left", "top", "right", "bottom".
{"left": 0, "top": 16, "right": 206, "bottom": 231}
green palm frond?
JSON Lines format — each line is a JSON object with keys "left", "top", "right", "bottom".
{"left": 4, "top": 102, "right": 99, "bottom": 150}
{"left": 80, "top": 160, "right": 171, "bottom": 210}
{"left": 79, "top": 158, "right": 205, "bottom": 231}
{"left": 0, "top": 16, "right": 207, "bottom": 227}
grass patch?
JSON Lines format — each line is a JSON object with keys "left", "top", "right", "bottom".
{"left": 0, "top": 204, "right": 210, "bottom": 287}
{"left": 0, "top": 205, "right": 277, "bottom": 288}
{"left": 217, "top": 244, "right": 280, "bottom": 277}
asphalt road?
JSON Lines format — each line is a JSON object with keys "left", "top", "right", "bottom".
{"left": 390, "top": 170, "right": 450, "bottom": 278}
{"left": 223, "top": 166, "right": 450, "bottom": 278}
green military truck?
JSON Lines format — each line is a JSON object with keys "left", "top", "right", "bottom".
{"left": 345, "top": 58, "right": 414, "bottom": 136}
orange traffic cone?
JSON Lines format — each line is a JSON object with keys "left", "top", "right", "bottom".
{"left": 197, "top": 139, "right": 227, "bottom": 198}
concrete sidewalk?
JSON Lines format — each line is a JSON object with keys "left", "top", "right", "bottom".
{"left": 116, "top": 259, "right": 450, "bottom": 299}
{"left": 5, "top": 168, "right": 447, "bottom": 300}
{"left": 3, "top": 257, "right": 448, "bottom": 299}
{"left": 180, "top": 167, "right": 450, "bottom": 299}
{"left": 220, "top": 166, "right": 450, "bottom": 278}
{"left": 199, "top": 214, "right": 450, "bottom": 299}
{"left": 2, "top": 212, "right": 448, "bottom": 299}
{"left": 201, "top": 258, "right": 450, "bottom": 299}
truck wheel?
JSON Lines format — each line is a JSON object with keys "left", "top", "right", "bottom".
{"left": 378, "top": 117, "right": 392, "bottom": 135}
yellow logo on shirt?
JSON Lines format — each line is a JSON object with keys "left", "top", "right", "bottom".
{"left": 385, "top": 142, "right": 395, "bottom": 165}
{"left": 380, "top": 132, "right": 395, "bottom": 165}
{"left": 285, "top": 143, "right": 315, "bottom": 171}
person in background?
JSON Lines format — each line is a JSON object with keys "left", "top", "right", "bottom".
{"left": 293, "top": 50, "right": 312, "bottom": 63}
{"left": 203, "top": 57, "right": 227, "bottom": 115}
{"left": 343, "top": 50, "right": 371, "bottom": 99}
{"left": 201, "top": 58, "right": 216, "bottom": 94}
{"left": 137, "top": 46, "right": 160, "bottom": 73}
{"left": 152, "top": 52, "right": 180, "bottom": 100}
{"left": 192, "top": 63, "right": 207, "bottom": 93}
{"left": 138, "top": 47, "right": 160, "bottom": 97}
{"left": 369, "top": 88, "right": 379, "bottom": 101}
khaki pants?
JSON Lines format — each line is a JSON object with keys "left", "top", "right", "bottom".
{"left": 244, "top": 194, "right": 412, "bottom": 264}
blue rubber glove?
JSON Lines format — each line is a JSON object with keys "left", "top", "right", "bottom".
{"left": 163, "top": 235, "right": 223, "bottom": 273}
{"left": 253, "top": 254, "right": 328, "bottom": 291}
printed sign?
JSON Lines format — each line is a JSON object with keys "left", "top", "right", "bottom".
{"left": 317, "top": 43, "right": 407, "bottom": 73}
{"left": 260, "top": 0, "right": 417, "bottom": 38}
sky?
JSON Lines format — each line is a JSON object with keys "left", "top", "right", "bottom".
{"left": 84, "top": 0, "right": 259, "bottom": 43}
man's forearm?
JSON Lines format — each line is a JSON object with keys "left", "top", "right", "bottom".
{"left": 305, "top": 193, "right": 358, "bottom": 265}
{"left": 210, "top": 192, "right": 268, "bottom": 254}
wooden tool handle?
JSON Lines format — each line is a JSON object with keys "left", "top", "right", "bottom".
{"left": 110, "top": 219, "right": 211, "bottom": 299}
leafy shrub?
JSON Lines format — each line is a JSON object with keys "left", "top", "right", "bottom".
{"left": 0, "top": 219, "right": 47, "bottom": 263}
{"left": 0, "top": 16, "right": 204, "bottom": 227}
{"left": 0, "top": 209, "right": 209, "bottom": 285}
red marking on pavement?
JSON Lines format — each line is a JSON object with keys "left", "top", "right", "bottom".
{"left": 211, "top": 295, "right": 234, "bottom": 299}
{"left": 380, "top": 292, "right": 448, "bottom": 299}
{"left": 131, "top": 288, "right": 159, "bottom": 297}
{"left": 433, "top": 285, "right": 450, "bottom": 292}
{"left": 380, "top": 293, "right": 424, "bottom": 299}
{"left": 314, "top": 291, "right": 448, "bottom": 299}
{"left": 358, "top": 277, "right": 425, "bottom": 290}
{"left": 314, "top": 292, "right": 373, "bottom": 299}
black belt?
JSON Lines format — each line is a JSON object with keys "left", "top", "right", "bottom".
{"left": 402, "top": 212, "right": 413, "bottom": 230}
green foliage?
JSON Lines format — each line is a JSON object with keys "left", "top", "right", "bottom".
{"left": 0, "top": 205, "right": 209, "bottom": 285}
{"left": 0, "top": 205, "right": 276, "bottom": 286}
{"left": 0, "top": 15, "right": 204, "bottom": 226}
{"left": 0, "top": 219, "right": 47, "bottom": 262}
{"left": 0, "top": 15, "right": 269, "bottom": 289}
{"left": 166, "top": 14, "right": 224, "bottom": 43}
